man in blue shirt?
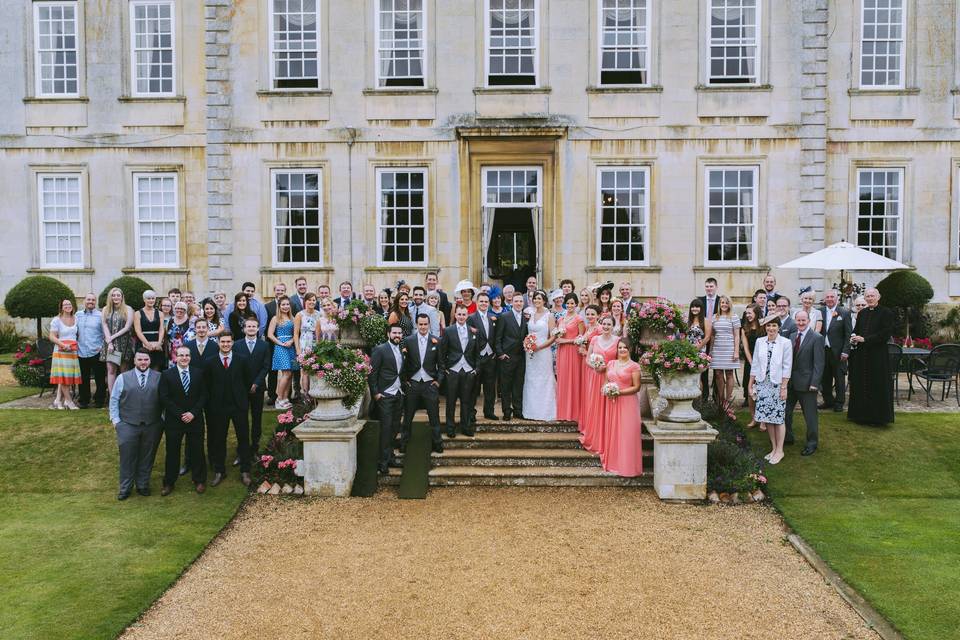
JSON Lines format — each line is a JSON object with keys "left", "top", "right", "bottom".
{"left": 77, "top": 293, "right": 106, "bottom": 408}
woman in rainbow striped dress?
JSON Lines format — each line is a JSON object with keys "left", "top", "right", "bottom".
{"left": 49, "top": 298, "right": 82, "bottom": 410}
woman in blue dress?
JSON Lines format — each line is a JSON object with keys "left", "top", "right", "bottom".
{"left": 268, "top": 296, "right": 298, "bottom": 410}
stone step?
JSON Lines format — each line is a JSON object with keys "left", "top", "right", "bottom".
{"left": 397, "top": 446, "right": 653, "bottom": 468}
{"left": 441, "top": 431, "right": 585, "bottom": 449}
{"left": 384, "top": 465, "right": 652, "bottom": 487}
{"left": 469, "top": 420, "right": 581, "bottom": 434}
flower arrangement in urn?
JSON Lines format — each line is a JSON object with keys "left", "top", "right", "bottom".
{"left": 335, "top": 299, "right": 373, "bottom": 331}
{"left": 627, "top": 297, "right": 687, "bottom": 346}
{"left": 298, "top": 340, "right": 372, "bottom": 408}
{"left": 639, "top": 336, "right": 711, "bottom": 384}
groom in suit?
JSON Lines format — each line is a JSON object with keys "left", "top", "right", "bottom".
{"left": 369, "top": 325, "right": 406, "bottom": 473}
{"left": 785, "top": 311, "right": 825, "bottom": 456}
{"left": 496, "top": 292, "right": 528, "bottom": 421}
{"left": 441, "top": 304, "right": 479, "bottom": 437}
{"left": 400, "top": 314, "right": 444, "bottom": 454}
{"left": 158, "top": 346, "right": 207, "bottom": 495}
{"left": 467, "top": 291, "right": 498, "bottom": 423}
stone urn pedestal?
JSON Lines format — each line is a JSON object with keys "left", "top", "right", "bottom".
{"left": 636, "top": 327, "right": 669, "bottom": 419}
{"left": 292, "top": 376, "right": 362, "bottom": 496}
{"left": 646, "top": 370, "right": 717, "bottom": 501}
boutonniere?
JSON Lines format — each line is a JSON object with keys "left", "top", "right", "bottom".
{"left": 430, "top": 338, "right": 438, "bottom": 345}
{"left": 470, "top": 326, "right": 478, "bottom": 334}
{"left": 490, "top": 316, "right": 497, "bottom": 323}
{"left": 831, "top": 311, "right": 839, "bottom": 319}
{"left": 401, "top": 347, "right": 408, "bottom": 355}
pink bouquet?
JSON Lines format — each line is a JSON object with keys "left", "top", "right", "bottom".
{"left": 523, "top": 334, "right": 539, "bottom": 356}
{"left": 601, "top": 382, "right": 620, "bottom": 398}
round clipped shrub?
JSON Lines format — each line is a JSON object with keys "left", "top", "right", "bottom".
{"left": 98, "top": 276, "right": 154, "bottom": 311}
{"left": 3, "top": 275, "right": 76, "bottom": 338}
{"left": 876, "top": 271, "right": 934, "bottom": 310}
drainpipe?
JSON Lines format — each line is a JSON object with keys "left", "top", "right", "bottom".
{"left": 345, "top": 127, "right": 357, "bottom": 279}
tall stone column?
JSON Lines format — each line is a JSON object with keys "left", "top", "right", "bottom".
{"left": 205, "top": 0, "right": 234, "bottom": 288}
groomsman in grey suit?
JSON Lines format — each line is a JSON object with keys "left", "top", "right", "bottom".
{"left": 108, "top": 349, "right": 162, "bottom": 500}
{"left": 819, "top": 289, "right": 853, "bottom": 412}
{"left": 369, "top": 325, "right": 406, "bottom": 474}
{"left": 785, "top": 311, "right": 825, "bottom": 456}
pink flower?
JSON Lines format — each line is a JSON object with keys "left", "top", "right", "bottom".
{"left": 323, "top": 363, "right": 334, "bottom": 370}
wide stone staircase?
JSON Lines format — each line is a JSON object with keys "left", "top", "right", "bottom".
{"left": 385, "top": 416, "right": 653, "bottom": 487}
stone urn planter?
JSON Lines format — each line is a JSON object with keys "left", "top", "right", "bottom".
{"left": 308, "top": 375, "right": 360, "bottom": 421}
{"left": 637, "top": 326, "right": 669, "bottom": 347}
{"left": 338, "top": 323, "right": 364, "bottom": 349}
{"left": 655, "top": 370, "right": 703, "bottom": 425}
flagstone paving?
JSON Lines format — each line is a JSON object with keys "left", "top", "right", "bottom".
{"left": 122, "top": 488, "right": 879, "bottom": 640}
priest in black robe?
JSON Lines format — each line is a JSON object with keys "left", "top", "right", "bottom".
{"left": 847, "top": 288, "right": 896, "bottom": 425}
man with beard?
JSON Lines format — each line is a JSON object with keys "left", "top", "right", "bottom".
{"left": 369, "top": 325, "right": 406, "bottom": 473}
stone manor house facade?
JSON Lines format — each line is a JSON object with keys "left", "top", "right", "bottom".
{"left": 2, "top": 0, "right": 960, "bottom": 306}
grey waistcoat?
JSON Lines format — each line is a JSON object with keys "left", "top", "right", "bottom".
{"left": 118, "top": 369, "right": 162, "bottom": 425}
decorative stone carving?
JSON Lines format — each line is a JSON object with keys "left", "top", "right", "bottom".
{"left": 656, "top": 371, "right": 703, "bottom": 424}
{"left": 307, "top": 375, "right": 360, "bottom": 421}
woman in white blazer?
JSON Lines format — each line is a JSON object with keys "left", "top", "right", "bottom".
{"left": 748, "top": 316, "right": 793, "bottom": 464}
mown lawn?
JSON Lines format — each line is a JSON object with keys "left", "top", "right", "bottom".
{"left": 0, "top": 408, "right": 247, "bottom": 640}
{"left": 746, "top": 412, "right": 960, "bottom": 640}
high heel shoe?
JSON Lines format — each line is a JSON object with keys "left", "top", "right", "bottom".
{"left": 51, "top": 399, "right": 64, "bottom": 410}
{"left": 65, "top": 400, "right": 79, "bottom": 410}
{"left": 746, "top": 420, "right": 757, "bottom": 428}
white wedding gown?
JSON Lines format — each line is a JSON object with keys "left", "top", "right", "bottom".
{"left": 522, "top": 311, "right": 557, "bottom": 421}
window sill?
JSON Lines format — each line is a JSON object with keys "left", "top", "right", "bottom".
{"left": 260, "top": 266, "right": 335, "bottom": 274}
{"left": 118, "top": 95, "right": 186, "bottom": 104}
{"left": 586, "top": 85, "right": 663, "bottom": 94}
{"left": 23, "top": 96, "right": 89, "bottom": 104}
{"left": 848, "top": 87, "right": 920, "bottom": 96}
{"left": 692, "top": 265, "right": 770, "bottom": 273}
{"left": 943, "top": 265, "right": 960, "bottom": 272}
{"left": 363, "top": 265, "right": 438, "bottom": 273}
{"left": 474, "top": 87, "right": 551, "bottom": 95}
{"left": 256, "top": 89, "right": 332, "bottom": 98}
{"left": 363, "top": 87, "right": 437, "bottom": 96}
{"left": 27, "top": 267, "right": 94, "bottom": 274}
{"left": 121, "top": 267, "right": 189, "bottom": 274}
{"left": 585, "top": 265, "right": 662, "bottom": 273}
{"left": 696, "top": 84, "right": 772, "bottom": 93}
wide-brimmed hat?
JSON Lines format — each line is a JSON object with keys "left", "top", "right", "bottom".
{"left": 454, "top": 280, "right": 476, "bottom": 295}
{"left": 550, "top": 289, "right": 565, "bottom": 300}
{"left": 596, "top": 281, "right": 615, "bottom": 296}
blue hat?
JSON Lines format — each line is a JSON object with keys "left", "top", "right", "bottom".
{"left": 488, "top": 285, "right": 503, "bottom": 300}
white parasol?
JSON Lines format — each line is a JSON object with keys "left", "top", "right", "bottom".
{"left": 777, "top": 241, "right": 909, "bottom": 272}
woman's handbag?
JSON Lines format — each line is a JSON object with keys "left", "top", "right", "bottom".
{"left": 102, "top": 345, "right": 122, "bottom": 366}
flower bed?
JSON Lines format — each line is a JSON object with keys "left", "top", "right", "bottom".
{"left": 700, "top": 400, "right": 767, "bottom": 504}
{"left": 298, "top": 340, "right": 372, "bottom": 408}
{"left": 893, "top": 336, "right": 933, "bottom": 350}
{"left": 253, "top": 411, "right": 304, "bottom": 495}
{"left": 11, "top": 342, "right": 46, "bottom": 388}
{"left": 639, "top": 336, "right": 710, "bottom": 384}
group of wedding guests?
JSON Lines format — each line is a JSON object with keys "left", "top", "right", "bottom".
{"left": 368, "top": 278, "right": 648, "bottom": 478}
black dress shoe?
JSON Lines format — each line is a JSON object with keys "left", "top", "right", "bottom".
{"left": 178, "top": 465, "right": 188, "bottom": 477}
{"left": 117, "top": 492, "right": 131, "bottom": 501}
{"left": 387, "top": 460, "right": 403, "bottom": 469}
{"left": 484, "top": 414, "right": 500, "bottom": 421}
{"left": 77, "top": 403, "right": 89, "bottom": 410}
{"left": 446, "top": 427, "right": 456, "bottom": 438}
{"left": 502, "top": 414, "right": 512, "bottom": 421}
{"left": 432, "top": 441, "right": 444, "bottom": 454}
{"left": 377, "top": 464, "right": 388, "bottom": 475}
{"left": 784, "top": 436, "right": 795, "bottom": 445}
{"left": 515, "top": 413, "right": 525, "bottom": 421}
{"left": 833, "top": 406, "right": 844, "bottom": 412}
{"left": 461, "top": 429, "right": 475, "bottom": 437}
{"left": 210, "top": 473, "right": 225, "bottom": 487}
{"left": 136, "top": 487, "right": 151, "bottom": 497}
{"left": 160, "top": 485, "right": 173, "bottom": 496}
{"left": 801, "top": 445, "right": 817, "bottom": 456}
{"left": 817, "top": 403, "right": 830, "bottom": 410}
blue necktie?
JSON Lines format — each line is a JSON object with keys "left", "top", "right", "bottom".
{"left": 181, "top": 370, "right": 190, "bottom": 394}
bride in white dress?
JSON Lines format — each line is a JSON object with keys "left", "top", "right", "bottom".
{"left": 523, "top": 290, "right": 558, "bottom": 421}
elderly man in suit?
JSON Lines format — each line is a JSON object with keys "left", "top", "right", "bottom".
{"left": 618, "top": 281, "right": 642, "bottom": 314}
{"left": 785, "top": 310, "right": 825, "bottom": 456}
{"left": 109, "top": 349, "right": 163, "bottom": 500}
{"left": 819, "top": 289, "right": 853, "bottom": 412}
{"left": 496, "top": 292, "right": 528, "bottom": 421}
{"left": 400, "top": 314, "right": 444, "bottom": 454}
{"left": 467, "top": 291, "right": 499, "bottom": 423}
{"left": 442, "top": 304, "right": 479, "bottom": 437}
{"left": 158, "top": 345, "right": 208, "bottom": 495}
{"left": 205, "top": 334, "right": 253, "bottom": 487}
{"left": 369, "top": 324, "right": 406, "bottom": 474}
{"left": 233, "top": 317, "right": 272, "bottom": 459}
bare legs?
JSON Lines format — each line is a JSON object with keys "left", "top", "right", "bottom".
{"left": 764, "top": 423, "right": 785, "bottom": 464}
{"left": 276, "top": 370, "right": 292, "bottom": 409}
{"left": 106, "top": 362, "right": 120, "bottom": 395}
{"left": 714, "top": 370, "right": 735, "bottom": 416}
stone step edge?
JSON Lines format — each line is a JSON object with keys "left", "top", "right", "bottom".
{"left": 387, "top": 465, "right": 651, "bottom": 478}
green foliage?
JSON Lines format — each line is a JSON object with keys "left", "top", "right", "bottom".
{"left": 98, "top": 276, "right": 154, "bottom": 311}
{"left": 706, "top": 412, "right": 766, "bottom": 494}
{"left": 877, "top": 272, "right": 935, "bottom": 338}
{"left": 300, "top": 340, "right": 372, "bottom": 408}
{"left": 253, "top": 412, "right": 304, "bottom": 488}
{"left": 3, "top": 275, "right": 75, "bottom": 323}
{"left": 0, "top": 322, "right": 22, "bottom": 353}
{"left": 638, "top": 336, "right": 710, "bottom": 383}
{"left": 11, "top": 341, "right": 47, "bottom": 388}
{"left": 937, "top": 305, "right": 960, "bottom": 343}
{"left": 333, "top": 299, "right": 372, "bottom": 331}
{"left": 359, "top": 313, "right": 388, "bottom": 349}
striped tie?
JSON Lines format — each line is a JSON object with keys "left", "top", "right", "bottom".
{"left": 138, "top": 373, "right": 146, "bottom": 389}
{"left": 181, "top": 370, "right": 190, "bottom": 394}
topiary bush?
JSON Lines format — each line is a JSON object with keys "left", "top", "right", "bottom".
{"left": 3, "top": 275, "right": 76, "bottom": 339}
{"left": 877, "top": 271, "right": 934, "bottom": 339}
{"left": 98, "top": 276, "right": 154, "bottom": 311}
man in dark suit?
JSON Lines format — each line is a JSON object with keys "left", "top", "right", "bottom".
{"left": 333, "top": 281, "right": 358, "bottom": 310}
{"left": 467, "top": 291, "right": 498, "bottom": 422}
{"left": 618, "top": 281, "right": 642, "bottom": 314}
{"left": 400, "top": 314, "right": 444, "bottom": 454}
{"left": 185, "top": 319, "right": 219, "bottom": 369}
{"left": 369, "top": 325, "right": 406, "bottom": 474}
{"left": 158, "top": 346, "right": 207, "bottom": 495}
{"left": 205, "top": 334, "right": 253, "bottom": 486}
{"left": 775, "top": 296, "right": 798, "bottom": 339}
{"left": 696, "top": 277, "right": 720, "bottom": 400}
{"left": 425, "top": 271, "right": 451, "bottom": 323}
{"left": 495, "top": 292, "right": 528, "bottom": 421}
{"left": 441, "top": 304, "right": 479, "bottom": 437}
{"left": 819, "top": 289, "right": 853, "bottom": 412}
{"left": 233, "top": 317, "right": 272, "bottom": 458}
{"left": 290, "top": 277, "right": 309, "bottom": 313}
{"left": 785, "top": 311, "right": 825, "bottom": 456}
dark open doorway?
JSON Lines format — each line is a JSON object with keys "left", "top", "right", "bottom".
{"left": 486, "top": 207, "right": 537, "bottom": 291}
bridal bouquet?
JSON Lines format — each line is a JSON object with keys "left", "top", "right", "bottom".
{"left": 588, "top": 353, "right": 605, "bottom": 370}
{"left": 601, "top": 382, "right": 620, "bottom": 398}
{"left": 552, "top": 326, "right": 563, "bottom": 338}
{"left": 523, "top": 334, "right": 539, "bottom": 358}
{"left": 574, "top": 334, "right": 588, "bottom": 347}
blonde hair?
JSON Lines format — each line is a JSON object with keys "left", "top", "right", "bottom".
{"left": 103, "top": 287, "right": 129, "bottom": 317}
{"left": 716, "top": 295, "right": 734, "bottom": 317}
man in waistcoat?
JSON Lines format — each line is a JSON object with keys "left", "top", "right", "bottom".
{"left": 108, "top": 349, "right": 163, "bottom": 501}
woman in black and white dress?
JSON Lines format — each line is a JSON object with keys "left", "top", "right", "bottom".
{"left": 748, "top": 316, "right": 792, "bottom": 464}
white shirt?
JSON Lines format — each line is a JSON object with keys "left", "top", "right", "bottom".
{"left": 108, "top": 370, "right": 151, "bottom": 425}
{"left": 177, "top": 366, "right": 191, "bottom": 391}
{"left": 478, "top": 313, "right": 493, "bottom": 356}
{"left": 451, "top": 323, "right": 473, "bottom": 373}
{"left": 195, "top": 338, "right": 210, "bottom": 355}
{"left": 384, "top": 343, "right": 402, "bottom": 396}
{"left": 245, "top": 338, "right": 257, "bottom": 353}
{"left": 413, "top": 333, "right": 433, "bottom": 382}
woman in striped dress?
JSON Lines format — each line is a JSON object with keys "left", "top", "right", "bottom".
{"left": 49, "top": 298, "right": 81, "bottom": 410}
{"left": 704, "top": 295, "right": 741, "bottom": 410}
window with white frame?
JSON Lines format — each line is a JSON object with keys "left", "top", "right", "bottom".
{"left": 134, "top": 173, "right": 179, "bottom": 267}
{"left": 377, "top": 0, "right": 424, "bottom": 87}
{"left": 708, "top": 0, "right": 759, "bottom": 85}
{"left": 486, "top": 0, "right": 537, "bottom": 86}
{"left": 599, "top": 0, "right": 648, "bottom": 86}
{"left": 377, "top": 169, "right": 427, "bottom": 265}
{"left": 860, "top": 0, "right": 904, "bottom": 88}
{"left": 705, "top": 167, "right": 757, "bottom": 264}
{"left": 597, "top": 167, "right": 649, "bottom": 264}
{"left": 856, "top": 168, "right": 903, "bottom": 260}
{"left": 130, "top": 1, "right": 175, "bottom": 96}
{"left": 37, "top": 174, "right": 83, "bottom": 267}
{"left": 33, "top": 2, "right": 79, "bottom": 96}
{"left": 270, "top": 0, "right": 320, "bottom": 89}
{"left": 272, "top": 169, "right": 323, "bottom": 265}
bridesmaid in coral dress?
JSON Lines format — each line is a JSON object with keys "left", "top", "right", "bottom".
{"left": 601, "top": 338, "right": 644, "bottom": 476}
{"left": 555, "top": 293, "right": 586, "bottom": 422}
{"left": 579, "top": 315, "right": 618, "bottom": 453}
{"left": 575, "top": 304, "right": 602, "bottom": 435}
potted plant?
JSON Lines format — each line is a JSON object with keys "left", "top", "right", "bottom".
{"left": 627, "top": 297, "right": 687, "bottom": 347}
{"left": 639, "top": 336, "right": 711, "bottom": 424}
{"left": 335, "top": 299, "right": 372, "bottom": 348}
{"left": 298, "top": 340, "right": 372, "bottom": 420}
{"left": 358, "top": 313, "right": 388, "bottom": 350}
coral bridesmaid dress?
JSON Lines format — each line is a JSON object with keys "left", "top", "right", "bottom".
{"left": 601, "top": 360, "right": 644, "bottom": 477}
{"left": 555, "top": 314, "right": 585, "bottom": 422}
{"left": 579, "top": 334, "right": 619, "bottom": 453}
